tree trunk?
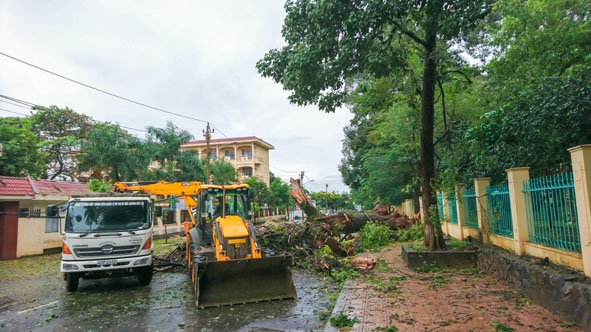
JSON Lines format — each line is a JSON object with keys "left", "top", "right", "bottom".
{"left": 289, "top": 178, "right": 319, "bottom": 219}
{"left": 420, "top": 1, "right": 446, "bottom": 250}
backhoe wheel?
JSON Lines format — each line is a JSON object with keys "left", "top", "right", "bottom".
{"left": 66, "top": 272, "right": 79, "bottom": 292}
{"left": 137, "top": 264, "right": 153, "bottom": 286}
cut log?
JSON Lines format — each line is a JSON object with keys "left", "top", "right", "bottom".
{"left": 349, "top": 257, "right": 377, "bottom": 271}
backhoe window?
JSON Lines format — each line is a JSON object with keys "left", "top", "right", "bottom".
{"left": 207, "top": 188, "right": 250, "bottom": 220}
{"left": 65, "top": 201, "right": 150, "bottom": 233}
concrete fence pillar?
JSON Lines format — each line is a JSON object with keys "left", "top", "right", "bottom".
{"left": 455, "top": 185, "right": 466, "bottom": 241}
{"left": 568, "top": 145, "right": 591, "bottom": 277}
{"left": 440, "top": 192, "right": 449, "bottom": 234}
{"left": 506, "top": 167, "right": 531, "bottom": 255}
{"left": 474, "top": 178, "right": 491, "bottom": 245}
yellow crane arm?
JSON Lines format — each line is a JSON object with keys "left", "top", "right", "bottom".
{"left": 112, "top": 181, "right": 203, "bottom": 226}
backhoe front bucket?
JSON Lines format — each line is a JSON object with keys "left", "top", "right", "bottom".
{"left": 192, "top": 255, "right": 297, "bottom": 308}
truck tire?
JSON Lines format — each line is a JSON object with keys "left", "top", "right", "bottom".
{"left": 137, "top": 264, "right": 153, "bottom": 286}
{"left": 66, "top": 272, "right": 79, "bottom": 292}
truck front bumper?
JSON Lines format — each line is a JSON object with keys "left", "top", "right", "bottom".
{"left": 61, "top": 255, "right": 152, "bottom": 273}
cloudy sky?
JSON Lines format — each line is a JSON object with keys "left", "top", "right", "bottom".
{"left": 0, "top": 1, "right": 354, "bottom": 193}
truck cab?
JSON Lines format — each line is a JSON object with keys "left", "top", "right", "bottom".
{"left": 49, "top": 194, "right": 161, "bottom": 291}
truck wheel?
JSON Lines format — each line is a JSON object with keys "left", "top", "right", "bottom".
{"left": 66, "top": 272, "right": 79, "bottom": 292}
{"left": 137, "top": 264, "right": 153, "bottom": 286}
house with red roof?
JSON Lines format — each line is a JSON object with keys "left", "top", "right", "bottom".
{"left": 0, "top": 176, "right": 92, "bottom": 260}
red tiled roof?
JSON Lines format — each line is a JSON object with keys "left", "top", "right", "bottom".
{"left": 0, "top": 176, "right": 93, "bottom": 196}
{"left": 33, "top": 180, "right": 93, "bottom": 196}
{"left": 0, "top": 176, "right": 35, "bottom": 196}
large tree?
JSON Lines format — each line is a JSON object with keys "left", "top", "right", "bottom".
{"left": 146, "top": 121, "right": 194, "bottom": 176}
{"left": 29, "top": 106, "right": 93, "bottom": 180}
{"left": 257, "top": 0, "right": 494, "bottom": 249}
{"left": 77, "top": 123, "right": 150, "bottom": 181}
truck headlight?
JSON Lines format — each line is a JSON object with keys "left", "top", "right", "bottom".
{"left": 134, "top": 257, "right": 150, "bottom": 266}
{"left": 63, "top": 263, "right": 79, "bottom": 271}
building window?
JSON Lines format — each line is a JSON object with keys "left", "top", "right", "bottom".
{"left": 242, "top": 167, "right": 253, "bottom": 177}
{"left": 224, "top": 150, "right": 235, "bottom": 161}
{"left": 241, "top": 149, "right": 252, "bottom": 161}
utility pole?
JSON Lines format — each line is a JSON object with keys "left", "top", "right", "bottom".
{"left": 325, "top": 183, "right": 328, "bottom": 213}
{"left": 203, "top": 122, "right": 214, "bottom": 183}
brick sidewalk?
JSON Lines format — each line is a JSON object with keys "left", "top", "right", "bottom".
{"left": 324, "top": 244, "right": 584, "bottom": 332}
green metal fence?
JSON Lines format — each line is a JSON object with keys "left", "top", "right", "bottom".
{"left": 523, "top": 172, "right": 581, "bottom": 253}
{"left": 436, "top": 193, "right": 444, "bottom": 221}
{"left": 446, "top": 192, "right": 458, "bottom": 224}
{"left": 463, "top": 188, "right": 479, "bottom": 229}
{"left": 486, "top": 183, "right": 513, "bottom": 237}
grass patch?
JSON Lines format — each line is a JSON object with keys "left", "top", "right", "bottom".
{"left": 153, "top": 235, "right": 185, "bottom": 255}
{"left": 409, "top": 238, "right": 475, "bottom": 252}
{"left": 414, "top": 261, "right": 442, "bottom": 273}
{"left": 0, "top": 252, "right": 60, "bottom": 279}
{"left": 446, "top": 238, "right": 476, "bottom": 251}
{"left": 330, "top": 313, "right": 359, "bottom": 328}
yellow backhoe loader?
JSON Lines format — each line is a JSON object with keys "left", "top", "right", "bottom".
{"left": 112, "top": 181, "right": 296, "bottom": 308}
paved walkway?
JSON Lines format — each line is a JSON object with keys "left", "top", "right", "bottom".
{"left": 324, "top": 244, "right": 584, "bottom": 332}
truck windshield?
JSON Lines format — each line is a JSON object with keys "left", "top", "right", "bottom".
{"left": 65, "top": 201, "right": 150, "bottom": 233}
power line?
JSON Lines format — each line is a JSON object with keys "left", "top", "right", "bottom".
{"left": 0, "top": 51, "right": 227, "bottom": 137}
{"left": 269, "top": 165, "right": 301, "bottom": 174}
{"left": 0, "top": 99, "right": 33, "bottom": 110}
{"left": 0, "top": 94, "right": 37, "bottom": 108}
{"left": 0, "top": 107, "right": 28, "bottom": 116}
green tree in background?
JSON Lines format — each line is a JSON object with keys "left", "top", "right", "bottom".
{"left": 269, "top": 177, "right": 292, "bottom": 211}
{"left": 145, "top": 121, "right": 194, "bottom": 179}
{"left": 29, "top": 106, "right": 93, "bottom": 180}
{"left": 243, "top": 177, "right": 271, "bottom": 214}
{"left": 209, "top": 160, "right": 237, "bottom": 185}
{"left": 455, "top": 0, "right": 591, "bottom": 181}
{"left": 77, "top": 123, "right": 150, "bottom": 182}
{"left": 0, "top": 117, "right": 45, "bottom": 177}
{"left": 87, "top": 178, "right": 113, "bottom": 192}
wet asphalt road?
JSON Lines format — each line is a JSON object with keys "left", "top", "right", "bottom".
{"left": 0, "top": 266, "right": 335, "bottom": 332}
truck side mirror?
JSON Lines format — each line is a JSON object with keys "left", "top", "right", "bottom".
{"left": 154, "top": 205, "right": 163, "bottom": 217}
{"left": 46, "top": 205, "right": 59, "bottom": 218}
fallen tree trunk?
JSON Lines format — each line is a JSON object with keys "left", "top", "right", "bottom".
{"left": 280, "top": 178, "right": 413, "bottom": 265}
{"left": 289, "top": 178, "right": 319, "bottom": 219}
{"left": 289, "top": 177, "right": 412, "bottom": 232}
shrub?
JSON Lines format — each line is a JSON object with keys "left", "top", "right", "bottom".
{"left": 359, "top": 222, "right": 392, "bottom": 252}
{"left": 396, "top": 223, "right": 424, "bottom": 242}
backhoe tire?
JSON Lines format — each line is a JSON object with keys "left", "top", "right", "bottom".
{"left": 66, "top": 272, "right": 79, "bottom": 292}
{"left": 137, "top": 264, "right": 153, "bottom": 286}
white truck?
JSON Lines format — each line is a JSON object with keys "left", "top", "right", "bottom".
{"left": 47, "top": 193, "right": 162, "bottom": 291}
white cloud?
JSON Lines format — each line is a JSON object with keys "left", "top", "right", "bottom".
{"left": 0, "top": 0, "right": 353, "bottom": 192}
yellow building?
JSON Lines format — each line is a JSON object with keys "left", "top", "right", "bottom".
{"left": 181, "top": 136, "right": 274, "bottom": 186}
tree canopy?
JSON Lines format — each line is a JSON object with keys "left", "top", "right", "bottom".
{"left": 258, "top": 0, "right": 495, "bottom": 249}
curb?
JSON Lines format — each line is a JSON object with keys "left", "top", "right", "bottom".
{"left": 324, "top": 279, "right": 352, "bottom": 332}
